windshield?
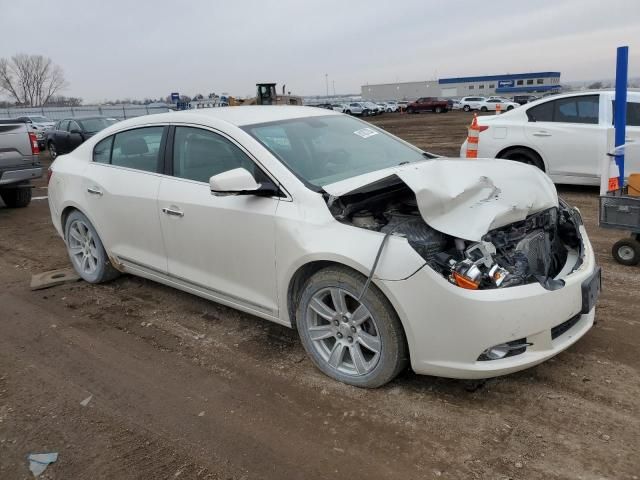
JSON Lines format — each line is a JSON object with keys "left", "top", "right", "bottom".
{"left": 29, "top": 116, "right": 51, "bottom": 122}
{"left": 243, "top": 115, "right": 427, "bottom": 188}
{"left": 78, "top": 118, "right": 115, "bottom": 133}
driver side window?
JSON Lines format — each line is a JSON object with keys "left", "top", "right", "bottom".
{"left": 172, "top": 127, "right": 267, "bottom": 183}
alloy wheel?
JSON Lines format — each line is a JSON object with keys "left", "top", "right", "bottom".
{"left": 305, "top": 287, "right": 381, "bottom": 376}
{"left": 67, "top": 219, "right": 99, "bottom": 274}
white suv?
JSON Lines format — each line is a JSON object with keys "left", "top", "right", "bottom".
{"left": 458, "top": 97, "right": 487, "bottom": 112}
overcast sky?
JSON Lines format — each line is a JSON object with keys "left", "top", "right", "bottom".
{"left": 1, "top": 0, "right": 639, "bottom": 102}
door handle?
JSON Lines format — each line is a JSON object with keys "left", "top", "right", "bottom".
{"left": 532, "top": 131, "right": 552, "bottom": 137}
{"left": 162, "top": 207, "right": 184, "bottom": 217}
{"left": 87, "top": 186, "right": 103, "bottom": 196}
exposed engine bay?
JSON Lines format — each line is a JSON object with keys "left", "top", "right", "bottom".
{"left": 327, "top": 183, "right": 584, "bottom": 290}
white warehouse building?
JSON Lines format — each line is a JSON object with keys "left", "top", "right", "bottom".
{"left": 361, "top": 72, "right": 561, "bottom": 101}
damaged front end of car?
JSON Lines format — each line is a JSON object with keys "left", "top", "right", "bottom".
{"left": 323, "top": 160, "right": 585, "bottom": 292}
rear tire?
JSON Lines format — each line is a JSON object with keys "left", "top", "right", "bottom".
{"left": 507, "top": 105, "right": 514, "bottom": 111}
{"left": 0, "top": 185, "right": 32, "bottom": 208}
{"left": 612, "top": 238, "right": 640, "bottom": 266}
{"left": 296, "top": 266, "right": 408, "bottom": 388}
{"left": 498, "top": 147, "right": 545, "bottom": 171}
{"left": 480, "top": 106, "right": 488, "bottom": 112}
{"left": 64, "top": 210, "right": 120, "bottom": 283}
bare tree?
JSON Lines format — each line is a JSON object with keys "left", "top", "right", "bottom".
{"left": 0, "top": 54, "right": 67, "bottom": 106}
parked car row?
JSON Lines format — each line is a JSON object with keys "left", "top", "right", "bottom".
{"left": 452, "top": 96, "right": 520, "bottom": 112}
{"left": 1, "top": 114, "right": 120, "bottom": 157}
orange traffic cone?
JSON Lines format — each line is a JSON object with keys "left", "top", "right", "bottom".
{"left": 466, "top": 114, "right": 479, "bottom": 159}
{"left": 607, "top": 158, "right": 620, "bottom": 191}
{"left": 495, "top": 103, "right": 502, "bottom": 115}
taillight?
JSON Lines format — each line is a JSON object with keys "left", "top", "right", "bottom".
{"left": 28, "top": 132, "right": 40, "bottom": 154}
{"left": 478, "top": 125, "right": 489, "bottom": 133}
{"left": 47, "top": 168, "right": 53, "bottom": 185}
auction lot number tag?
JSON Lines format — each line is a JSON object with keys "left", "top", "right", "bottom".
{"left": 354, "top": 127, "right": 379, "bottom": 139}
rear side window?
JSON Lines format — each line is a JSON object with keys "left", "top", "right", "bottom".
{"left": 110, "top": 127, "right": 164, "bottom": 173}
{"left": 555, "top": 96, "right": 599, "bottom": 124}
{"left": 527, "top": 95, "right": 599, "bottom": 124}
{"left": 93, "top": 136, "right": 113, "bottom": 163}
{"left": 527, "top": 101, "right": 554, "bottom": 122}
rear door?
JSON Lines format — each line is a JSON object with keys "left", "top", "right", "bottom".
{"left": 67, "top": 120, "right": 84, "bottom": 152}
{"left": 524, "top": 94, "right": 606, "bottom": 181}
{"left": 157, "top": 125, "right": 280, "bottom": 317}
{"left": 84, "top": 126, "right": 168, "bottom": 272}
{"left": 54, "top": 120, "right": 70, "bottom": 151}
{"left": 616, "top": 98, "right": 640, "bottom": 176}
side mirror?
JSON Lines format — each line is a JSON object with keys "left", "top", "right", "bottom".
{"left": 209, "top": 168, "right": 279, "bottom": 197}
{"left": 70, "top": 128, "right": 82, "bottom": 135}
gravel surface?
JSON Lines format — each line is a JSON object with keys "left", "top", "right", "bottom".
{"left": 0, "top": 111, "right": 638, "bottom": 479}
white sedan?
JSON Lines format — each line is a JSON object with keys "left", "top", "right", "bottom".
{"left": 460, "top": 90, "right": 640, "bottom": 186}
{"left": 48, "top": 106, "right": 599, "bottom": 387}
{"left": 477, "top": 98, "right": 519, "bottom": 112}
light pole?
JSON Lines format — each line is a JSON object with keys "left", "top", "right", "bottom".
{"left": 332, "top": 80, "right": 336, "bottom": 96}
{"left": 325, "top": 74, "right": 329, "bottom": 98}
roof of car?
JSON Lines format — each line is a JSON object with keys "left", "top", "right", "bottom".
{"left": 62, "top": 116, "right": 112, "bottom": 121}
{"left": 136, "top": 106, "right": 341, "bottom": 128}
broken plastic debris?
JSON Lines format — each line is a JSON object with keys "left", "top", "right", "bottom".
{"left": 28, "top": 452, "right": 58, "bottom": 477}
{"left": 80, "top": 395, "right": 93, "bottom": 407}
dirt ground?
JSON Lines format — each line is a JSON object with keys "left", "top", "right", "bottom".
{"left": 0, "top": 111, "right": 638, "bottom": 479}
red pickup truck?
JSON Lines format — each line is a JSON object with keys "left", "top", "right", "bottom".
{"left": 406, "top": 97, "right": 449, "bottom": 114}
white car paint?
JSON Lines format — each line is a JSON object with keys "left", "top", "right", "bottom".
{"left": 48, "top": 106, "right": 598, "bottom": 382}
{"left": 460, "top": 90, "right": 640, "bottom": 185}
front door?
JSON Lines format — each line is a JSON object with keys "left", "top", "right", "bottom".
{"left": 157, "top": 126, "right": 280, "bottom": 317}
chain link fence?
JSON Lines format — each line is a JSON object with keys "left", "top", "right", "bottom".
{"left": 0, "top": 105, "right": 172, "bottom": 121}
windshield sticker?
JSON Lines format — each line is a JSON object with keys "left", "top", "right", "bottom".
{"left": 353, "top": 127, "right": 379, "bottom": 139}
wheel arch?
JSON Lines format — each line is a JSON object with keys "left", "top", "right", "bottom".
{"left": 496, "top": 145, "right": 547, "bottom": 172}
{"left": 285, "top": 259, "right": 413, "bottom": 363}
{"left": 60, "top": 204, "right": 124, "bottom": 272}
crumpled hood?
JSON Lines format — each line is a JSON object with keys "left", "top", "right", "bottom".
{"left": 323, "top": 158, "right": 558, "bottom": 241}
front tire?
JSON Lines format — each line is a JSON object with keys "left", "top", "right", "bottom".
{"left": 0, "top": 185, "right": 32, "bottom": 208}
{"left": 48, "top": 142, "right": 57, "bottom": 160}
{"left": 463, "top": 105, "right": 471, "bottom": 112}
{"left": 612, "top": 238, "right": 640, "bottom": 266}
{"left": 65, "top": 210, "right": 120, "bottom": 283}
{"left": 480, "top": 106, "right": 488, "bottom": 112}
{"left": 434, "top": 106, "right": 443, "bottom": 113}
{"left": 296, "top": 266, "right": 408, "bottom": 388}
{"left": 507, "top": 105, "right": 514, "bottom": 111}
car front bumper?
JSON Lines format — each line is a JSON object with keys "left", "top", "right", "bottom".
{"left": 381, "top": 225, "right": 598, "bottom": 379}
